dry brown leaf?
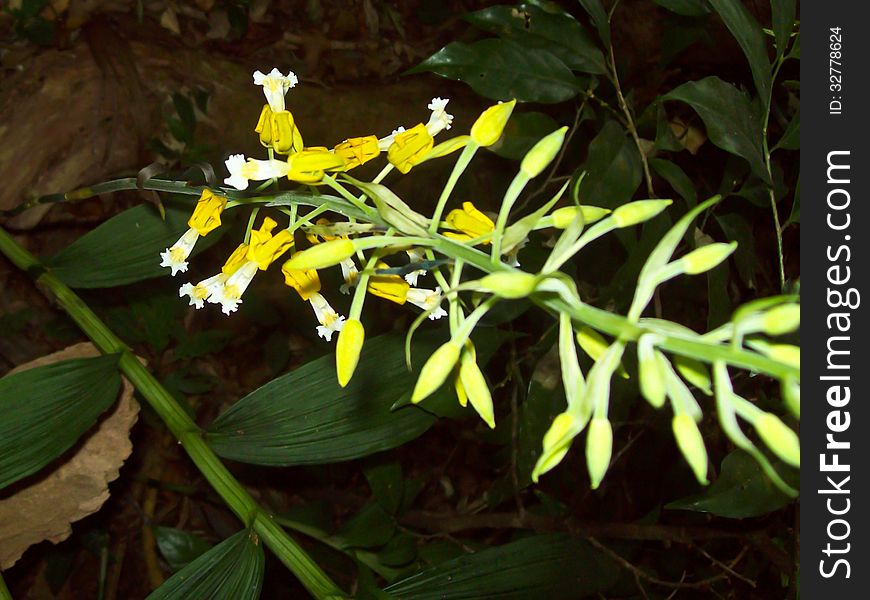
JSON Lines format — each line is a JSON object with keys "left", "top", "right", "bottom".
{"left": 669, "top": 116, "right": 707, "bottom": 155}
{"left": 0, "top": 343, "right": 140, "bottom": 570}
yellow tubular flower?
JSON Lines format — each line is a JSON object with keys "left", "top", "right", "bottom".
{"left": 367, "top": 266, "right": 411, "bottom": 305}
{"left": 271, "top": 110, "right": 305, "bottom": 155}
{"left": 222, "top": 243, "right": 251, "bottom": 275}
{"left": 334, "top": 136, "right": 381, "bottom": 170}
{"left": 188, "top": 190, "right": 228, "bottom": 236}
{"left": 336, "top": 319, "right": 365, "bottom": 387}
{"left": 387, "top": 123, "right": 434, "bottom": 173}
{"left": 255, "top": 104, "right": 274, "bottom": 146}
{"left": 282, "top": 263, "right": 322, "bottom": 301}
{"left": 470, "top": 99, "right": 516, "bottom": 147}
{"left": 443, "top": 202, "right": 495, "bottom": 244}
{"left": 286, "top": 147, "right": 347, "bottom": 182}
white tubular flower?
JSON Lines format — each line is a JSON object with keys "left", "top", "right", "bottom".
{"left": 425, "top": 97, "right": 453, "bottom": 137}
{"left": 377, "top": 126, "right": 406, "bottom": 152}
{"left": 224, "top": 154, "right": 290, "bottom": 190}
{"left": 209, "top": 261, "right": 259, "bottom": 315}
{"left": 308, "top": 293, "right": 346, "bottom": 341}
{"left": 179, "top": 273, "right": 228, "bottom": 309}
{"left": 253, "top": 68, "right": 298, "bottom": 112}
{"left": 404, "top": 247, "right": 427, "bottom": 286}
{"left": 339, "top": 258, "right": 360, "bottom": 295}
{"left": 406, "top": 287, "right": 447, "bottom": 320}
{"left": 160, "top": 228, "right": 200, "bottom": 276}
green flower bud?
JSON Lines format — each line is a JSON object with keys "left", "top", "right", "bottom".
{"left": 783, "top": 377, "right": 800, "bottom": 419}
{"left": 586, "top": 417, "right": 613, "bottom": 489}
{"left": 673, "top": 355, "right": 712, "bottom": 396}
{"left": 761, "top": 304, "right": 801, "bottom": 336}
{"left": 532, "top": 412, "right": 578, "bottom": 482}
{"left": 470, "top": 100, "right": 516, "bottom": 146}
{"left": 576, "top": 327, "right": 629, "bottom": 379}
{"left": 551, "top": 205, "right": 611, "bottom": 228}
{"left": 520, "top": 126, "right": 568, "bottom": 178}
{"left": 637, "top": 336, "right": 666, "bottom": 408}
{"left": 459, "top": 344, "right": 495, "bottom": 429}
{"left": 672, "top": 413, "right": 709, "bottom": 484}
{"left": 336, "top": 319, "right": 365, "bottom": 387}
{"left": 679, "top": 242, "right": 737, "bottom": 275}
{"left": 478, "top": 271, "right": 538, "bottom": 299}
{"left": 411, "top": 340, "right": 462, "bottom": 403}
{"left": 752, "top": 342, "right": 800, "bottom": 370}
{"left": 754, "top": 412, "right": 800, "bottom": 467}
{"left": 611, "top": 200, "right": 671, "bottom": 228}
{"left": 281, "top": 239, "right": 356, "bottom": 270}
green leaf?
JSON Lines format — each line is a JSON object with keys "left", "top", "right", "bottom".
{"left": 491, "top": 112, "right": 560, "bottom": 160}
{"left": 650, "top": 158, "right": 697, "bottom": 208}
{"left": 666, "top": 450, "right": 795, "bottom": 518}
{"left": 708, "top": 0, "right": 772, "bottom": 100}
{"left": 205, "top": 333, "right": 440, "bottom": 465}
{"left": 774, "top": 106, "right": 799, "bottom": 151}
{"left": 385, "top": 534, "right": 619, "bottom": 599}
{"left": 576, "top": 0, "right": 611, "bottom": 47}
{"left": 45, "top": 201, "right": 222, "bottom": 289}
{"left": 154, "top": 527, "right": 212, "bottom": 573}
{"left": 464, "top": 4, "right": 606, "bottom": 74}
{"left": 663, "top": 76, "right": 768, "bottom": 182}
{"left": 577, "top": 120, "right": 643, "bottom": 209}
{"left": 770, "top": 0, "right": 796, "bottom": 59}
{"left": 377, "top": 534, "right": 418, "bottom": 568}
{"left": 786, "top": 177, "right": 800, "bottom": 226}
{"left": 174, "top": 330, "right": 234, "bottom": 360}
{"left": 707, "top": 261, "right": 731, "bottom": 329}
{"left": 0, "top": 355, "right": 121, "bottom": 490}
{"left": 145, "top": 529, "right": 264, "bottom": 600}
{"left": 654, "top": 0, "right": 711, "bottom": 16}
{"left": 409, "top": 39, "right": 582, "bottom": 103}
{"left": 333, "top": 503, "right": 397, "bottom": 549}
{"left": 364, "top": 458, "right": 405, "bottom": 515}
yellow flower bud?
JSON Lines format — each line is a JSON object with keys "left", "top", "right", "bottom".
{"left": 551, "top": 205, "right": 610, "bottom": 229}
{"left": 611, "top": 200, "right": 672, "bottom": 228}
{"left": 255, "top": 104, "right": 273, "bottom": 146}
{"left": 333, "top": 136, "right": 380, "bottom": 169}
{"left": 221, "top": 243, "right": 251, "bottom": 275}
{"left": 387, "top": 123, "right": 434, "bottom": 174}
{"left": 521, "top": 126, "right": 568, "bottom": 178}
{"left": 673, "top": 355, "right": 712, "bottom": 395}
{"left": 477, "top": 271, "right": 538, "bottom": 299}
{"left": 459, "top": 343, "right": 495, "bottom": 429}
{"left": 271, "top": 110, "right": 305, "bottom": 154}
{"left": 679, "top": 242, "right": 737, "bottom": 275}
{"left": 411, "top": 340, "right": 462, "bottom": 404}
{"left": 576, "top": 327, "right": 629, "bottom": 379}
{"left": 282, "top": 263, "right": 321, "bottom": 300}
{"left": 470, "top": 99, "right": 516, "bottom": 146}
{"left": 586, "top": 417, "right": 613, "bottom": 489}
{"left": 783, "top": 377, "right": 800, "bottom": 419}
{"left": 367, "top": 266, "right": 410, "bottom": 305}
{"left": 443, "top": 202, "right": 495, "bottom": 243}
{"left": 532, "top": 412, "right": 578, "bottom": 482}
{"left": 637, "top": 338, "right": 665, "bottom": 409}
{"left": 187, "top": 189, "right": 228, "bottom": 236}
{"left": 286, "top": 147, "right": 346, "bottom": 182}
{"left": 336, "top": 319, "right": 365, "bottom": 387}
{"left": 454, "top": 368, "right": 468, "bottom": 407}
{"left": 751, "top": 341, "right": 800, "bottom": 370}
{"left": 281, "top": 239, "right": 356, "bottom": 270}
{"left": 249, "top": 228, "right": 295, "bottom": 270}
{"left": 761, "top": 304, "right": 801, "bottom": 336}
{"left": 672, "top": 413, "right": 709, "bottom": 484}
{"left": 754, "top": 412, "right": 800, "bottom": 467}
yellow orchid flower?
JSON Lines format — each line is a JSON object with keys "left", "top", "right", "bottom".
{"left": 224, "top": 154, "right": 289, "bottom": 191}
{"left": 255, "top": 105, "right": 305, "bottom": 155}
{"left": 386, "top": 124, "right": 434, "bottom": 174}
{"left": 179, "top": 243, "right": 249, "bottom": 309}
{"left": 367, "top": 263, "right": 446, "bottom": 319}
{"left": 160, "top": 190, "right": 229, "bottom": 276}
{"left": 333, "top": 136, "right": 380, "bottom": 170}
{"left": 286, "top": 147, "right": 347, "bottom": 183}
{"left": 282, "top": 262, "right": 346, "bottom": 341}
{"left": 443, "top": 202, "right": 495, "bottom": 244}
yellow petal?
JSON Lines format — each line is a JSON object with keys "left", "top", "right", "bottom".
{"left": 470, "top": 99, "right": 516, "bottom": 146}
{"left": 387, "top": 123, "right": 434, "bottom": 174}
{"left": 187, "top": 189, "right": 228, "bottom": 236}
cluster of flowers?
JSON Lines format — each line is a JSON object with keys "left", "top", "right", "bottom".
{"left": 159, "top": 68, "right": 504, "bottom": 343}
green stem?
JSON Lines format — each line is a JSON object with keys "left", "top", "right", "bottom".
{"left": 428, "top": 143, "right": 479, "bottom": 233}
{"left": 490, "top": 173, "right": 531, "bottom": 264}
{"left": 0, "top": 226, "right": 347, "bottom": 600}
{"left": 0, "top": 572, "right": 11, "bottom": 600}
{"left": 763, "top": 57, "right": 787, "bottom": 291}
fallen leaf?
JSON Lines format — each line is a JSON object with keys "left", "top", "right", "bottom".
{"left": 0, "top": 343, "right": 140, "bottom": 569}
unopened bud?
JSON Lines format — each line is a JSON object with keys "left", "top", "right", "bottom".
{"left": 336, "top": 319, "right": 365, "bottom": 387}
{"left": 478, "top": 271, "right": 538, "bottom": 299}
{"left": 520, "top": 127, "right": 568, "bottom": 178}
{"left": 471, "top": 100, "right": 517, "bottom": 147}
{"left": 551, "top": 205, "right": 610, "bottom": 229}
{"left": 673, "top": 355, "right": 712, "bottom": 395}
{"left": 679, "top": 242, "right": 737, "bottom": 275}
{"left": 761, "top": 304, "right": 801, "bottom": 336}
{"left": 459, "top": 346, "right": 495, "bottom": 429}
{"left": 586, "top": 417, "right": 613, "bottom": 489}
{"left": 637, "top": 337, "right": 666, "bottom": 409}
{"left": 783, "top": 377, "right": 800, "bottom": 419}
{"left": 611, "top": 200, "right": 671, "bottom": 228}
{"left": 281, "top": 239, "right": 356, "bottom": 270}
{"left": 532, "top": 412, "right": 578, "bottom": 482}
{"left": 672, "top": 413, "right": 709, "bottom": 484}
{"left": 754, "top": 412, "right": 800, "bottom": 468}
{"left": 411, "top": 341, "right": 462, "bottom": 403}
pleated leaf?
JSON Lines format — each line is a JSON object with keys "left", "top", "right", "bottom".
{"left": 146, "top": 529, "right": 264, "bottom": 600}
{"left": 385, "top": 534, "right": 619, "bottom": 599}
{"left": 205, "top": 332, "right": 503, "bottom": 465}
{"left": 0, "top": 355, "right": 121, "bottom": 489}
{"left": 45, "top": 201, "right": 223, "bottom": 288}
